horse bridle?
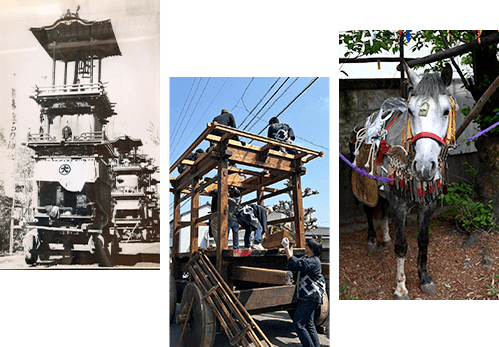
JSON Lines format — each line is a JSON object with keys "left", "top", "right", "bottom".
{"left": 405, "top": 95, "right": 457, "bottom": 148}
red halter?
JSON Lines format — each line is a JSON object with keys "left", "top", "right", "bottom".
{"left": 410, "top": 132, "right": 446, "bottom": 146}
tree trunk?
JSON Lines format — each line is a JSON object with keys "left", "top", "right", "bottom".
{"left": 470, "top": 30, "right": 499, "bottom": 221}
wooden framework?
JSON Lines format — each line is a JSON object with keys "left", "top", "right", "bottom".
{"left": 170, "top": 122, "right": 323, "bottom": 279}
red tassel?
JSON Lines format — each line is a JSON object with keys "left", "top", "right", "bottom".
{"left": 389, "top": 174, "right": 395, "bottom": 185}
{"left": 429, "top": 184, "right": 434, "bottom": 194}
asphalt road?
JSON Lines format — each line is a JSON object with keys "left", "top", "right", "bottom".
{"left": 170, "top": 303, "right": 330, "bottom": 347}
{"left": 0, "top": 241, "right": 160, "bottom": 269}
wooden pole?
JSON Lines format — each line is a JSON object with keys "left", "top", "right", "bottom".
{"left": 172, "top": 183, "right": 181, "bottom": 278}
{"left": 190, "top": 177, "right": 200, "bottom": 259}
{"left": 455, "top": 74, "right": 499, "bottom": 140}
{"left": 292, "top": 170, "right": 305, "bottom": 248}
{"left": 64, "top": 61, "right": 68, "bottom": 85}
{"left": 400, "top": 30, "right": 406, "bottom": 98}
{"left": 177, "top": 297, "right": 195, "bottom": 347}
{"left": 217, "top": 156, "right": 229, "bottom": 274}
{"left": 407, "top": 33, "right": 499, "bottom": 68}
{"left": 52, "top": 46, "right": 56, "bottom": 85}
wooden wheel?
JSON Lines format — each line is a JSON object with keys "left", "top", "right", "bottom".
{"left": 170, "top": 274, "right": 177, "bottom": 324}
{"left": 287, "top": 292, "right": 329, "bottom": 327}
{"left": 314, "top": 292, "right": 329, "bottom": 327}
{"left": 179, "top": 282, "right": 216, "bottom": 347}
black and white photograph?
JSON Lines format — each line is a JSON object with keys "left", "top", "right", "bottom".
{"left": 0, "top": 2, "right": 160, "bottom": 269}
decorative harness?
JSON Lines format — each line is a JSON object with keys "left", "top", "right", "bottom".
{"left": 380, "top": 95, "right": 457, "bottom": 204}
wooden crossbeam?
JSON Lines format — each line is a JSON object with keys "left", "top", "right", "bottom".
{"left": 229, "top": 266, "right": 294, "bottom": 285}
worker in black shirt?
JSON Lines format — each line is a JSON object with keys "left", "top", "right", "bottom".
{"left": 267, "top": 117, "right": 298, "bottom": 155}
{"left": 211, "top": 109, "right": 245, "bottom": 145}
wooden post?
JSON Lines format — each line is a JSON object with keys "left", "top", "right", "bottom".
{"left": 190, "top": 177, "right": 200, "bottom": 258}
{"left": 400, "top": 30, "right": 406, "bottom": 98}
{"left": 73, "top": 58, "right": 79, "bottom": 85}
{"left": 292, "top": 170, "right": 305, "bottom": 248}
{"left": 217, "top": 156, "right": 229, "bottom": 273}
{"left": 172, "top": 183, "right": 181, "bottom": 278}
{"left": 64, "top": 61, "right": 68, "bottom": 85}
{"left": 98, "top": 57, "right": 102, "bottom": 82}
{"left": 90, "top": 54, "right": 94, "bottom": 83}
{"left": 52, "top": 46, "right": 56, "bottom": 85}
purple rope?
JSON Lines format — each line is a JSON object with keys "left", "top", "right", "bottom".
{"left": 467, "top": 113, "right": 499, "bottom": 142}
{"left": 339, "top": 152, "right": 393, "bottom": 182}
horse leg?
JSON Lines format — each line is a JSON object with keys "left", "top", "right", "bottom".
{"left": 364, "top": 204, "right": 378, "bottom": 254}
{"left": 380, "top": 198, "right": 392, "bottom": 247}
{"left": 417, "top": 201, "right": 438, "bottom": 296}
{"left": 391, "top": 200, "right": 410, "bottom": 300}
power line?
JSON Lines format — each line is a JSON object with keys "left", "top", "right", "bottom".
{"left": 170, "top": 78, "right": 197, "bottom": 143}
{"left": 245, "top": 77, "right": 299, "bottom": 133}
{"left": 239, "top": 77, "right": 289, "bottom": 130}
{"left": 170, "top": 78, "right": 203, "bottom": 148}
{"left": 253, "top": 77, "right": 320, "bottom": 140}
{"left": 231, "top": 78, "right": 255, "bottom": 113}
{"left": 171, "top": 78, "right": 211, "bottom": 158}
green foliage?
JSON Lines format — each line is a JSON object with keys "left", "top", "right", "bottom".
{"left": 339, "top": 283, "right": 359, "bottom": 300}
{"left": 439, "top": 162, "right": 497, "bottom": 233}
{"left": 340, "top": 30, "right": 499, "bottom": 131}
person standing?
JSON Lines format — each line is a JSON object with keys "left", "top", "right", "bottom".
{"left": 282, "top": 237, "right": 325, "bottom": 347}
{"left": 227, "top": 188, "right": 241, "bottom": 249}
{"left": 267, "top": 116, "right": 298, "bottom": 155}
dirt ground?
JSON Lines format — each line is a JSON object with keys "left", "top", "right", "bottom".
{"left": 0, "top": 241, "right": 160, "bottom": 269}
{"left": 339, "top": 213, "right": 499, "bottom": 300}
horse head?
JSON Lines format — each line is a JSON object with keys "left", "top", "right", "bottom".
{"left": 403, "top": 62, "right": 457, "bottom": 181}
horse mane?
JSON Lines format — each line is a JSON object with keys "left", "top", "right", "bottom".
{"left": 409, "top": 73, "right": 450, "bottom": 98}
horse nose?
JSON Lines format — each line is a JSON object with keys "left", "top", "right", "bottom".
{"left": 412, "top": 159, "right": 437, "bottom": 180}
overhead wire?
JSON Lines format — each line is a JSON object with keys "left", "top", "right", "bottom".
{"left": 170, "top": 78, "right": 211, "bottom": 158}
{"left": 170, "top": 78, "right": 203, "bottom": 150}
{"left": 238, "top": 77, "right": 281, "bottom": 129}
{"left": 245, "top": 77, "right": 299, "bottom": 133}
{"left": 242, "top": 78, "right": 290, "bottom": 131}
{"left": 170, "top": 78, "right": 197, "bottom": 144}
{"left": 249, "top": 77, "right": 320, "bottom": 144}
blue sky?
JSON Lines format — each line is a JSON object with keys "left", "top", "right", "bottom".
{"left": 169, "top": 77, "right": 330, "bottom": 227}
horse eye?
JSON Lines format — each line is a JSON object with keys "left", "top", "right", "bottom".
{"left": 443, "top": 109, "right": 449, "bottom": 116}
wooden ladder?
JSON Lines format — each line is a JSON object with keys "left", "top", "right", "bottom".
{"left": 186, "top": 251, "right": 273, "bottom": 347}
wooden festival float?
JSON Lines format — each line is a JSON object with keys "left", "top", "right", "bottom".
{"left": 170, "top": 122, "right": 329, "bottom": 347}
{"left": 22, "top": 9, "right": 121, "bottom": 265}
{"left": 110, "top": 135, "right": 160, "bottom": 244}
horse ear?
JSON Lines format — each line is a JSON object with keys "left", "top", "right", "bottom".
{"left": 441, "top": 63, "right": 453, "bottom": 86}
{"left": 400, "top": 61, "right": 422, "bottom": 87}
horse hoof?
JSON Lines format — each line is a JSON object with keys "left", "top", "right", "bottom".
{"left": 393, "top": 293, "right": 410, "bottom": 300}
{"left": 367, "top": 242, "right": 378, "bottom": 255}
{"left": 384, "top": 240, "right": 393, "bottom": 248}
{"left": 420, "top": 282, "right": 437, "bottom": 296}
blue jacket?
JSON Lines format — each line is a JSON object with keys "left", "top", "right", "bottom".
{"left": 287, "top": 255, "right": 326, "bottom": 304}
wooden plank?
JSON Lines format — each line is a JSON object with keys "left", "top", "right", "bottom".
{"left": 244, "top": 186, "right": 292, "bottom": 205}
{"left": 267, "top": 217, "right": 295, "bottom": 225}
{"left": 262, "top": 230, "right": 294, "bottom": 250}
{"left": 169, "top": 123, "right": 216, "bottom": 173}
{"left": 229, "top": 266, "right": 293, "bottom": 285}
{"left": 209, "top": 122, "right": 323, "bottom": 157}
{"left": 224, "top": 146, "right": 294, "bottom": 172}
{"left": 233, "top": 285, "right": 297, "bottom": 312}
